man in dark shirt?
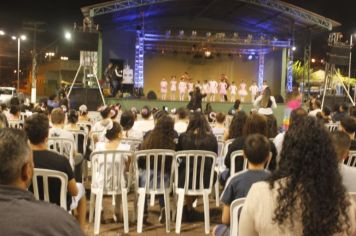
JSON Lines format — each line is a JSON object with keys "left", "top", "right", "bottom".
{"left": 213, "top": 134, "right": 271, "bottom": 236}
{"left": 340, "top": 116, "right": 356, "bottom": 150}
{"left": 0, "top": 128, "right": 84, "bottom": 235}
{"left": 24, "top": 113, "right": 87, "bottom": 230}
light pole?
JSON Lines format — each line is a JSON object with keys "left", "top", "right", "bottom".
{"left": 12, "top": 35, "right": 26, "bottom": 91}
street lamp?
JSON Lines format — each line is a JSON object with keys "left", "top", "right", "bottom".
{"left": 12, "top": 34, "right": 26, "bottom": 91}
{"left": 0, "top": 30, "right": 5, "bottom": 36}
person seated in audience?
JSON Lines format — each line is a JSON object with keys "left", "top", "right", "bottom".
{"left": 92, "top": 105, "right": 114, "bottom": 132}
{"left": 225, "top": 110, "right": 247, "bottom": 141}
{"left": 24, "top": 114, "right": 87, "bottom": 231}
{"left": 213, "top": 134, "right": 271, "bottom": 236}
{"left": 139, "top": 115, "right": 176, "bottom": 224}
{"left": 65, "top": 109, "right": 81, "bottom": 131}
{"left": 176, "top": 112, "right": 218, "bottom": 221}
{"left": 228, "top": 99, "right": 241, "bottom": 116}
{"left": 204, "top": 102, "right": 215, "bottom": 122}
{"left": 340, "top": 116, "right": 356, "bottom": 150}
{"left": 332, "top": 130, "right": 356, "bottom": 192}
{"left": 78, "top": 104, "right": 90, "bottom": 122}
{"left": 132, "top": 106, "right": 155, "bottom": 137}
{"left": 322, "top": 106, "right": 333, "bottom": 123}
{"left": 212, "top": 112, "right": 228, "bottom": 140}
{"left": 273, "top": 108, "right": 307, "bottom": 161}
{"left": 8, "top": 105, "right": 21, "bottom": 120}
{"left": 110, "top": 103, "right": 122, "bottom": 123}
{"left": 222, "top": 113, "right": 277, "bottom": 186}
{"left": 308, "top": 99, "right": 322, "bottom": 117}
{"left": 333, "top": 103, "right": 349, "bottom": 122}
{"left": 47, "top": 94, "right": 59, "bottom": 112}
{"left": 49, "top": 108, "right": 83, "bottom": 181}
{"left": 0, "top": 128, "right": 84, "bottom": 235}
{"left": 239, "top": 116, "right": 356, "bottom": 235}
{"left": 265, "top": 113, "right": 278, "bottom": 138}
{"left": 119, "top": 110, "right": 141, "bottom": 139}
{"left": 174, "top": 107, "right": 189, "bottom": 134}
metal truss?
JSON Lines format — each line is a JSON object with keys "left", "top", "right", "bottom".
{"left": 134, "top": 30, "right": 145, "bottom": 88}
{"left": 258, "top": 52, "right": 265, "bottom": 91}
{"left": 286, "top": 45, "right": 293, "bottom": 92}
{"left": 303, "top": 32, "right": 311, "bottom": 100}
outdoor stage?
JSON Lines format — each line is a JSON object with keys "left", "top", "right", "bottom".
{"left": 106, "top": 98, "right": 286, "bottom": 126}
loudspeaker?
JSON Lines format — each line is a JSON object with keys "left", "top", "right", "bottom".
{"left": 72, "top": 32, "right": 99, "bottom": 51}
{"left": 323, "top": 95, "right": 347, "bottom": 109}
{"left": 327, "top": 45, "right": 351, "bottom": 66}
{"left": 147, "top": 90, "right": 157, "bottom": 100}
{"left": 69, "top": 87, "right": 103, "bottom": 110}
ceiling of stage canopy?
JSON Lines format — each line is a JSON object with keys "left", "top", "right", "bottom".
{"left": 81, "top": 0, "right": 341, "bottom": 39}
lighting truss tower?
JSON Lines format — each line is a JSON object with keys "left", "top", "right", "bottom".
{"left": 134, "top": 30, "right": 144, "bottom": 88}
{"left": 287, "top": 46, "right": 294, "bottom": 92}
{"left": 258, "top": 52, "right": 265, "bottom": 91}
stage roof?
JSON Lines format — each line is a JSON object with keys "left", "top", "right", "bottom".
{"left": 81, "top": 0, "right": 341, "bottom": 39}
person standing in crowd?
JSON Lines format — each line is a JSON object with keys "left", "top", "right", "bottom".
{"left": 178, "top": 77, "right": 187, "bottom": 101}
{"left": 239, "top": 117, "right": 356, "bottom": 235}
{"left": 282, "top": 84, "right": 302, "bottom": 131}
{"left": 249, "top": 81, "right": 259, "bottom": 103}
{"left": 160, "top": 78, "right": 168, "bottom": 101}
{"left": 229, "top": 82, "right": 237, "bottom": 102}
{"left": 170, "top": 76, "right": 177, "bottom": 101}
{"left": 0, "top": 128, "right": 84, "bottom": 235}
{"left": 253, "top": 87, "right": 277, "bottom": 116}
{"left": 340, "top": 116, "right": 356, "bottom": 150}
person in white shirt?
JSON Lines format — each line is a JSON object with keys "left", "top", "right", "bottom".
{"left": 238, "top": 80, "right": 248, "bottom": 102}
{"left": 202, "top": 80, "right": 210, "bottom": 102}
{"left": 209, "top": 79, "right": 218, "bottom": 102}
{"left": 170, "top": 76, "right": 177, "bottom": 101}
{"left": 132, "top": 106, "right": 155, "bottom": 137}
{"left": 160, "top": 78, "right": 168, "bottom": 100}
{"left": 253, "top": 87, "right": 277, "bottom": 115}
{"left": 178, "top": 77, "right": 187, "bottom": 101}
{"left": 308, "top": 99, "right": 322, "bottom": 117}
{"left": 229, "top": 82, "right": 237, "bottom": 102}
{"left": 174, "top": 107, "right": 189, "bottom": 134}
{"left": 332, "top": 130, "right": 356, "bottom": 192}
{"left": 92, "top": 106, "right": 115, "bottom": 144}
{"left": 120, "top": 110, "right": 142, "bottom": 139}
{"left": 212, "top": 112, "right": 228, "bottom": 140}
{"left": 262, "top": 80, "right": 268, "bottom": 92}
{"left": 249, "top": 81, "right": 259, "bottom": 103}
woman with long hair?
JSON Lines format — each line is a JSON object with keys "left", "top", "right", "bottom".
{"left": 225, "top": 110, "right": 247, "bottom": 140}
{"left": 240, "top": 116, "right": 356, "bottom": 235}
{"left": 253, "top": 87, "right": 277, "bottom": 115}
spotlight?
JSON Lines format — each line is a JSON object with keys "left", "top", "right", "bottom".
{"left": 11, "top": 36, "right": 16, "bottom": 40}
{"left": 179, "top": 30, "right": 184, "bottom": 37}
{"left": 233, "top": 32, "right": 239, "bottom": 38}
{"left": 0, "top": 30, "right": 5, "bottom": 36}
{"left": 292, "top": 46, "right": 296, "bottom": 51}
{"left": 64, "top": 31, "right": 72, "bottom": 40}
{"left": 165, "top": 30, "right": 171, "bottom": 37}
{"left": 192, "top": 30, "right": 197, "bottom": 37}
{"left": 20, "top": 35, "right": 26, "bottom": 40}
{"left": 321, "top": 59, "right": 325, "bottom": 64}
{"left": 248, "top": 55, "right": 253, "bottom": 60}
{"left": 206, "top": 32, "right": 211, "bottom": 37}
{"left": 204, "top": 50, "right": 211, "bottom": 57}
{"left": 311, "top": 58, "right": 316, "bottom": 63}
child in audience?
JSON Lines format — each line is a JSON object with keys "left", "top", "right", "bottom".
{"left": 213, "top": 134, "right": 271, "bottom": 236}
{"left": 132, "top": 106, "right": 154, "bottom": 137}
{"left": 174, "top": 107, "right": 189, "bottom": 134}
{"left": 212, "top": 112, "right": 227, "bottom": 140}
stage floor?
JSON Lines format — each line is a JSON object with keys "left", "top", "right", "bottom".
{"left": 106, "top": 98, "right": 286, "bottom": 127}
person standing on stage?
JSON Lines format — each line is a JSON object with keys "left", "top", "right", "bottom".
{"left": 202, "top": 80, "right": 210, "bottom": 102}
{"left": 229, "top": 81, "right": 237, "bottom": 102}
{"left": 170, "top": 76, "right": 177, "bottom": 101}
{"left": 178, "top": 77, "right": 187, "bottom": 101}
{"left": 238, "top": 80, "right": 248, "bottom": 102}
{"left": 104, "top": 62, "right": 122, "bottom": 97}
{"left": 160, "top": 78, "right": 168, "bottom": 100}
{"left": 219, "top": 78, "right": 228, "bottom": 102}
{"left": 187, "top": 87, "right": 206, "bottom": 111}
{"left": 209, "top": 79, "right": 218, "bottom": 102}
{"left": 249, "top": 81, "right": 259, "bottom": 103}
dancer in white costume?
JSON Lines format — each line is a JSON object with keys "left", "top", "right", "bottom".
{"left": 195, "top": 80, "right": 202, "bottom": 90}
{"left": 202, "top": 80, "right": 210, "bottom": 101}
{"left": 178, "top": 77, "right": 187, "bottom": 101}
{"left": 170, "top": 76, "right": 177, "bottom": 100}
{"left": 219, "top": 79, "right": 227, "bottom": 102}
{"left": 238, "top": 80, "right": 248, "bottom": 102}
{"left": 160, "top": 78, "right": 168, "bottom": 100}
{"left": 229, "top": 81, "right": 238, "bottom": 102}
{"left": 209, "top": 79, "right": 218, "bottom": 102}
{"left": 249, "top": 81, "right": 259, "bottom": 103}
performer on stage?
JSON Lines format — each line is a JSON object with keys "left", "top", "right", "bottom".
{"left": 209, "top": 79, "right": 218, "bottom": 102}
{"left": 229, "top": 81, "right": 237, "bottom": 102}
{"left": 160, "top": 78, "right": 168, "bottom": 100}
{"left": 170, "top": 76, "right": 177, "bottom": 100}
{"left": 178, "top": 77, "right": 187, "bottom": 101}
{"left": 202, "top": 80, "right": 210, "bottom": 101}
{"left": 249, "top": 81, "right": 259, "bottom": 103}
{"left": 187, "top": 87, "right": 206, "bottom": 111}
{"left": 219, "top": 78, "right": 227, "bottom": 102}
{"left": 195, "top": 80, "right": 202, "bottom": 90}
{"left": 104, "top": 62, "right": 122, "bottom": 97}
{"left": 238, "top": 80, "right": 248, "bottom": 102}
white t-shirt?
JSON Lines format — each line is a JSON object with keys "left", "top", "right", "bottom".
{"left": 174, "top": 120, "right": 188, "bottom": 134}
{"left": 308, "top": 108, "right": 322, "bottom": 117}
{"left": 230, "top": 85, "right": 237, "bottom": 94}
{"left": 132, "top": 119, "right": 154, "bottom": 137}
{"left": 339, "top": 164, "right": 356, "bottom": 192}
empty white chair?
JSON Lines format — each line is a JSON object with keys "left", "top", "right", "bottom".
{"left": 345, "top": 150, "right": 356, "bottom": 167}
{"left": 326, "top": 123, "right": 339, "bottom": 132}
{"left": 174, "top": 150, "right": 217, "bottom": 234}
{"left": 121, "top": 137, "right": 142, "bottom": 151}
{"left": 47, "top": 137, "right": 75, "bottom": 169}
{"left": 88, "top": 111, "right": 102, "bottom": 123}
{"left": 8, "top": 119, "right": 23, "bottom": 129}
{"left": 230, "top": 150, "right": 246, "bottom": 176}
{"left": 134, "top": 149, "right": 175, "bottom": 233}
{"left": 32, "top": 168, "right": 68, "bottom": 210}
{"left": 89, "top": 150, "right": 133, "bottom": 235}
{"left": 230, "top": 198, "right": 246, "bottom": 235}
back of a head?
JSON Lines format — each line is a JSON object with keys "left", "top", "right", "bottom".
{"left": 228, "top": 111, "right": 248, "bottom": 139}
{"left": 141, "top": 106, "right": 151, "bottom": 119}
{"left": 142, "top": 115, "right": 175, "bottom": 150}
{"left": 99, "top": 106, "right": 111, "bottom": 119}
{"left": 289, "top": 108, "right": 308, "bottom": 128}
{"left": 153, "top": 110, "right": 167, "bottom": 121}
{"left": 233, "top": 99, "right": 241, "bottom": 110}
{"left": 322, "top": 106, "right": 332, "bottom": 116}
{"left": 25, "top": 113, "right": 49, "bottom": 145}
{"left": 341, "top": 116, "right": 356, "bottom": 134}
{"left": 79, "top": 104, "right": 88, "bottom": 116}
{"left": 243, "top": 113, "right": 267, "bottom": 137}
{"left": 120, "top": 110, "right": 135, "bottom": 131}
{"left": 270, "top": 116, "right": 350, "bottom": 235}
{"left": 332, "top": 130, "right": 351, "bottom": 162}
{"left": 187, "top": 112, "right": 211, "bottom": 136}
{"left": 0, "top": 129, "right": 30, "bottom": 185}
{"left": 340, "top": 103, "right": 349, "bottom": 113}
{"left": 105, "top": 121, "right": 122, "bottom": 140}
{"left": 10, "top": 105, "right": 19, "bottom": 116}
{"left": 51, "top": 108, "right": 65, "bottom": 125}
{"left": 244, "top": 134, "right": 270, "bottom": 165}
{"left": 10, "top": 97, "right": 20, "bottom": 106}
{"left": 314, "top": 99, "right": 321, "bottom": 109}
{"left": 177, "top": 107, "right": 188, "bottom": 120}
{"left": 215, "top": 112, "right": 226, "bottom": 124}
{"left": 67, "top": 109, "right": 78, "bottom": 124}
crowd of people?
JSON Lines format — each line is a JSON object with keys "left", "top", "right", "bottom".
{"left": 1, "top": 86, "right": 356, "bottom": 236}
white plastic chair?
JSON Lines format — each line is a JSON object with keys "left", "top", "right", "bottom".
{"left": 223, "top": 139, "right": 234, "bottom": 158}
{"left": 174, "top": 150, "right": 217, "bottom": 234}
{"left": 8, "top": 119, "right": 23, "bottom": 129}
{"left": 213, "top": 139, "right": 226, "bottom": 207}
{"left": 47, "top": 137, "right": 75, "bottom": 170}
{"left": 121, "top": 137, "right": 142, "bottom": 151}
{"left": 134, "top": 149, "right": 175, "bottom": 233}
{"left": 345, "top": 150, "right": 356, "bottom": 167}
{"left": 88, "top": 111, "right": 102, "bottom": 123}
{"left": 325, "top": 123, "right": 339, "bottom": 132}
{"left": 90, "top": 130, "right": 106, "bottom": 150}
{"left": 230, "top": 198, "right": 246, "bottom": 235}
{"left": 89, "top": 149, "right": 133, "bottom": 235}
{"left": 77, "top": 121, "right": 92, "bottom": 133}
{"left": 32, "top": 168, "right": 68, "bottom": 210}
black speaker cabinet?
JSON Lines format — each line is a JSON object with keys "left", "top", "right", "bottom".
{"left": 323, "top": 95, "right": 347, "bottom": 109}
{"left": 69, "top": 87, "right": 103, "bottom": 110}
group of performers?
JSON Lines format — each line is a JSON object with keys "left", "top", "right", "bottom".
{"left": 160, "top": 73, "right": 266, "bottom": 103}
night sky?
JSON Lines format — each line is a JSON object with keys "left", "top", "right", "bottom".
{"left": 0, "top": 0, "right": 355, "bottom": 83}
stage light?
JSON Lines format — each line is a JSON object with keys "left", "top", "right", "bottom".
{"left": 206, "top": 32, "right": 211, "bottom": 37}
{"left": 311, "top": 58, "right": 316, "bottom": 63}
{"left": 292, "top": 46, "right": 296, "bottom": 51}
{"left": 204, "top": 50, "right": 211, "bottom": 57}
{"left": 11, "top": 36, "right": 16, "bottom": 40}
{"left": 165, "top": 30, "right": 171, "bottom": 37}
{"left": 61, "top": 56, "right": 69, "bottom": 61}
{"left": 192, "top": 30, "right": 197, "bottom": 37}
{"left": 65, "top": 31, "right": 72, "bottom": 40}
{"left": 0, "top": 30, "right": 5, "bottom": 36}
{"left": 179, "top": 30, "right": 184, "bottom": 37}
{"left": 321, "top": 59, "right": 325, "bottom": 64}
{"left": 248, "top": 55, "right": 253, "bottom": 60}
{"left": 20, "top": 35, "right": 26, "bottom": 40}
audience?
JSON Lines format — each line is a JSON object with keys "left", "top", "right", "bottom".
{"left": 24, "top": 113, "right": 87, "bottom": 231}
{"left": 65, "top": 109, "right": 80, "bottom": 131}
{"left": 174, "top": 107, "right": 189, "bottom": 134}
{"left": 213, "top": 134, "right": 271, "bottom": 236}
{"left": 78, "top": 105, "right": 90, "bottom": 122}
{"left": 239, "top": 116, "right": 356, "bottom": 235}
{"left": 0, "top": 128, "right": 84, "bottom": 235}
{"left": 333, "top": 103, "right": 349, "bottom": 122}
{"left": 340, "top": 116, "right": 356, "bottom": 150}
{"left": 308, "top": 99, "right": 322, "bottom": 117}
{"left": 253, "top": 87, "right": 277, "bottom": 115}
{"left": 212, "top": 112, "right": 227, "bottom": 139}
{"left": 225, "top": 110, "right": 247, "bottom": 141}
{"left": 8, "top": 105, "right": 20, "bottom": 120}
{"left": 132, "top": 106, "right": 155, "bottom": 137}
